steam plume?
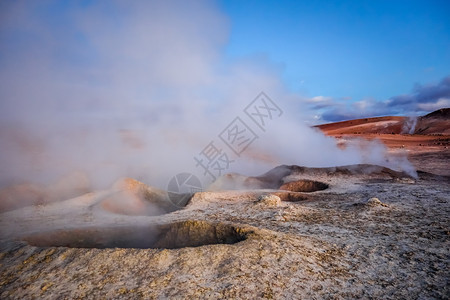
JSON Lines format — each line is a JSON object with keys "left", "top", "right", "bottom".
{"left": 0, "top": 0, "right": 416, "bottom": 199}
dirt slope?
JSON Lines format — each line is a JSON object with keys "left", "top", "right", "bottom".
{"left": 315, "top": 116, "right": 406, "bottom": 135}
{"left": 315, "top": 108, "right": 450, "bottom": 175}
{"left": 315, "top": 108, "right": 450, "bottom": 136}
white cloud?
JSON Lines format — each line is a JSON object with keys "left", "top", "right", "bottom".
{"left": 308, "top": 96, "right": 332, "bottom": 103}
{"left": 418, "top": 98, "right": 450, "bottom": 111}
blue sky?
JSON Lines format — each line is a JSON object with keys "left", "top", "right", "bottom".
{"left": 220, "top": 0, "right": 450, "bottom": 120}
{"left": 1, "top": 0, "right": 449, "bottom": 123}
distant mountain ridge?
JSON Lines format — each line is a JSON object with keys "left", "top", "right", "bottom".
{"left": 315, "top": 108, "right": 450, "bottom": 135}
{"left": 422, "top": 108, "right": 450, "bottom": 119}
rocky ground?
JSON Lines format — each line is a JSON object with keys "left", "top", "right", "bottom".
{"left": 0, "top": 162, "right": 449, "bottom": 299}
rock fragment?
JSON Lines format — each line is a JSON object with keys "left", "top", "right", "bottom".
{"left": 366, "top": 197, "right": 388, "bottom": 207}
{"left": 255, "top": 194, "right": 281, "bottom": 207}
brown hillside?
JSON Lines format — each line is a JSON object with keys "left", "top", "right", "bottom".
{"left": 315, "top": 108, "right": 450, "bottom": 175}
{"left": 315, "top": 116, "right": 406, "bottom": 135}
{"left": 315, "top": 108, "right": 450, "bottom": 136}
{"left": 415, "top": 108, "right": 450, "bottom": 135}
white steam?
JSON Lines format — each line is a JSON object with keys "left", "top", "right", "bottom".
{"left": 402, "top": 117, "right": 418, "bottom": 134}
{"left": 0, "top": 0, "right": 416, "bottom": 198}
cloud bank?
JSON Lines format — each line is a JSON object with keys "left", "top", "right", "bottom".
{"left": 313, "top": 76, "right": 450, "bottom": 122}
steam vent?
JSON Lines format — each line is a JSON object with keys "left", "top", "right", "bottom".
{"left": 24, "top": 221, "right": 250, "bottom": 249}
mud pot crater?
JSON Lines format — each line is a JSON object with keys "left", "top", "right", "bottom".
{"left": 273, "top": 192, "right": 309, "bottom": 202}
{"left": 23, "top": 221, "right": 249, "bottom": 249}
{"left": 279, "top": 180, "right": 329, "bottom": 192}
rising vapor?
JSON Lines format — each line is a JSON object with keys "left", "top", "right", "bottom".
{"left": 0, "top": 0, "right": 416, "bottom": 208}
